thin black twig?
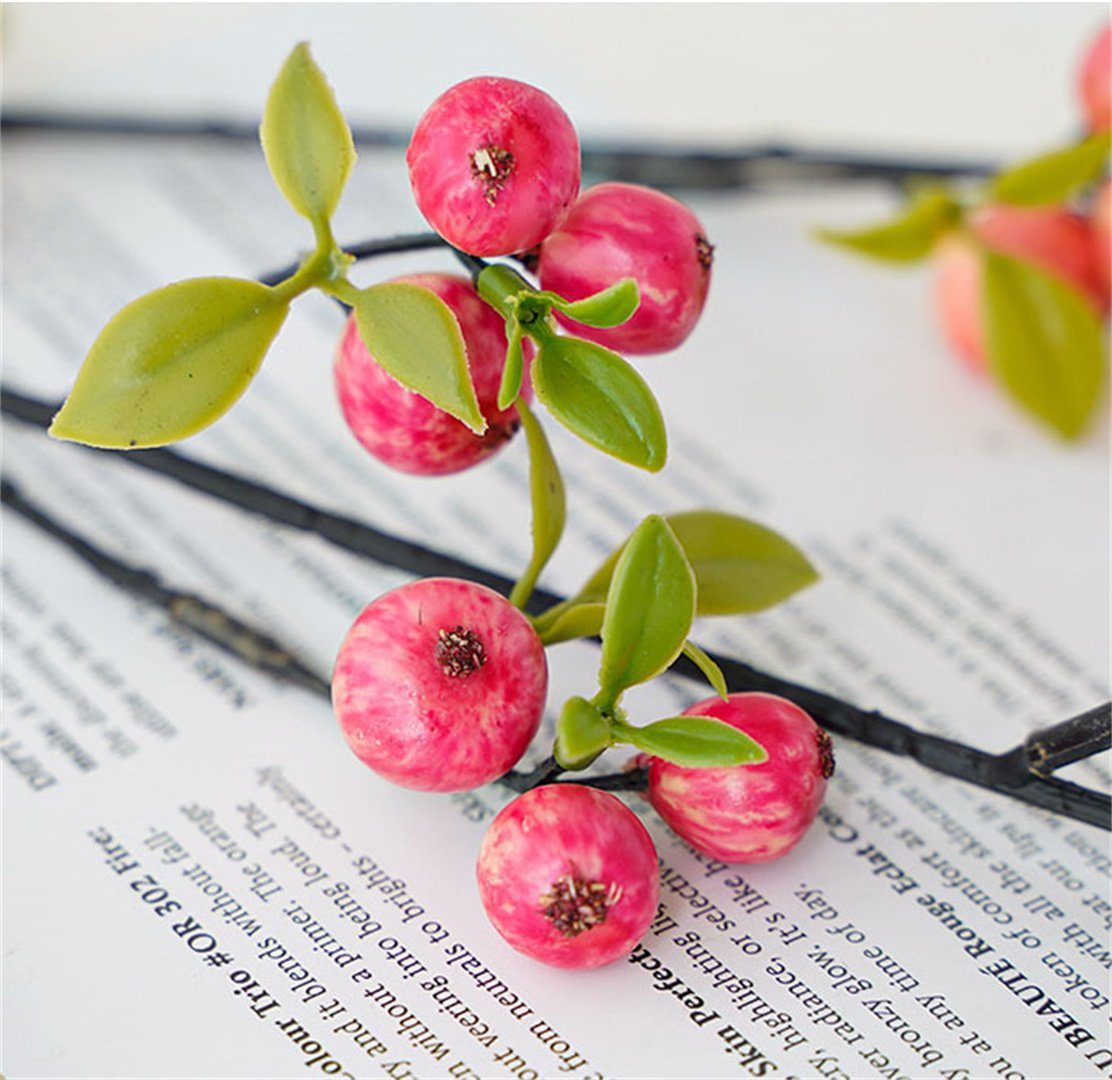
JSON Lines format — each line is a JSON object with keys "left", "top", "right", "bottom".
{"left": 4, "top": 386, "right": 1108, "bottom": 826}
{"left": 1, "top": 474, "right": 647, "bottom": 794}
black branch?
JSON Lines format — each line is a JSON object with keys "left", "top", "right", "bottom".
{"left": 3, "top": 386, "right": 1108, "bottom": 827}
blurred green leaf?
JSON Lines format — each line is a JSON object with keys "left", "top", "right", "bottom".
{"left": 817, "top": 188, "right": 960, "bottom": 263}
{"left": 574, "top": 510, "right": 818, "bottom": 615}
{"left": 613, "top": 716, "right": 766, "bottom": 768}
{"left": 982, "top": 252, "right": 1105, "bottom": 439}
{"left": 533, "top": 334, "right": 667, "bottom": 471}
{"left": 260, "top": 42, "right": 356, "bottom": 224}
{"left": 555, "top": 696, "right": 612, "bottom": 769}
{"left": 991, "top": 132, "right": 1111, "bottom": 206}
{"left": 352, "top": 282, "right": 485, "bottom": 433}
{"left": 598, "top": 515, "right": 696, "bottom": 702}
{"left": 50, "top": 278, "right": 288, "bottom": 448}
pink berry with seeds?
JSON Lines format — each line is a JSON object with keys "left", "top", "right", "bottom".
{"left": 407, "top": 77, "right": 581, "bottom": 257}
{"left": 646, "top": 693, "right": 833, "bottom": 864}
{"left": 334, "top": 273, "right": 529, "bottom": 475}
{"left": 538, "top": 182, "right": 713, "bottom": 354}
{"left": 332, "top": 578, "right": 547, "bottom": 792}
{"left": 477, "top": 784, "right": 659, "bottom": 969}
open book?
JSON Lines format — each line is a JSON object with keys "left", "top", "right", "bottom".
{"left": 3, "top": 131, "right": 1109, "bottom": 1079}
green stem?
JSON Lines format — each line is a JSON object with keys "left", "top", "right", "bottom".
{"left": 271, "top": 217, "right": 352, "bottom": 303}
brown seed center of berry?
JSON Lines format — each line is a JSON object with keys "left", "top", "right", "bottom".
{"left": 540, "top": 871, "right": 622, "bottom": 938}
{"left": 817, "top": 729, "right": 836, "bottom": 779}
{"left": 695, "top": 234, "right": 715, "bottom": 271}
{"left": 435, "top": 626, "right": 487, "bottom": 678}
{"left": 470, "top": 144, "right": 515, "bottom": 206}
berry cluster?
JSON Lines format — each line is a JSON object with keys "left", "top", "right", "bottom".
{"left": 49, "top": 48, "right": 829, "bottom": 971}
{"left": 329, "top": 76, "right": 828, "bottom": 969}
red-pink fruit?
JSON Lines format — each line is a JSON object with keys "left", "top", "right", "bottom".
{"left": 1092, "top": 181, "right": 1111, "bottom": 304}
{"left": 334, "top": 274, "right": 528, "bottom": 475}
{"left": 933, "top": 205, "right": 1108, "bottom": 373}
{"left": 332, "top": 578, "right": 547, "bottom": 792}
{"left": 406, "top": 77, "right": 581, "bottom": 257}
{"left": 477, "top": 784, "right": 659, "bottom": 969}
{"left": 538, "top": 182, "right": 713, "bottom": 354}
{"left": 1078, "top": 24, "right": 1112, "bottom": 133}
{"left": 646, "top": 693, "right": 833, "bottom": 864}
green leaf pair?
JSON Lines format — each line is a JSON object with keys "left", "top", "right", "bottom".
{"left": 549, "top": 514, "right": 772, "bottom": 770}
{"left": 477, "top": 264, "right": 665, "bottom": 473}
{"left": 554, "top": 695, "right": 766, "bottom": 771}
{"left": 51, "top": 44, "right": 366, "bottom": 449}
{"left": 816, "top": 187, "right": 962, "bottom": 264}
{"left": 537, "top": 509, "right": 819, "bottom": 645}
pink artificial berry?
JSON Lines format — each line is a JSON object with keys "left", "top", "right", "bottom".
{"left": 476, "top": 784, "right": 659, "bottom": 969}
{"left": 537, "top": 182, "right": 713, "bottom": 354}
{"left": 1078, "top": 23, "right": 1112, "bottom": 133}
{"left": 645, "top": 693, "right": 833, "bottom": 864}
{"left": 332, "top": 578, "right": 547, "bottom": 792}
{"left": 334, "top": 273, "right": 529, "bottom": 475}
{"left": 406, "top": 77, "right": 581, "bottom": 257}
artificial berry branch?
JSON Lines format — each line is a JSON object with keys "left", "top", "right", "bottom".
{"left": 36, "top": 39, "right": 1106, "bottom": 972}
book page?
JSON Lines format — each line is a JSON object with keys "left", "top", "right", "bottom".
{"left": 3, "top": 133, "right": 1109, "bottom": 1080}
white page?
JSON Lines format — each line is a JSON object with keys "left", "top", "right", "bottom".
{"left": 2, "top": 133, "right": 1109, "bottom": 1080}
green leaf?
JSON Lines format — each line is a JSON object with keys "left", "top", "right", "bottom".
{"left": 508, "top": 400, "right": 565, "bottom": 609}
{"left": 498, "top": 320, "right": 525, "bottom": 410}
{"left": 681, "top": 640, "right": 728, "bottom": 699}
{"left": 352, "top": 283, "right": 485, "bottom": 434}
{"left": 574, "top": 511, "right": 818, "bottom": 616}
{"left": 816, "top": 188, "right": 961, "bottom": 263}
{"left": 260, "top": 43, "right": 356, "bottom": 224}
{"left": 537, "top": 602, "right": 605, "bottom": 645}
{"left": 546, "top": 279, "right": 641, "bottom": 328}
{"left": 982, "top": 252, "right": 1105, "bottom": 439}
{"left": 613, "top": 716, "right": 767, "bottom": 768}
{"left": 991, "top": 132, "right": 1111, "bottom": 207}
{"left": 49, "top": 278, "right": 288, "bottom": 449}
{"left": 532, "top": 334, "right": 667, "bottom": 471}
{"left": 598, "top": 515, "right": 696, "bottom": 703}
{"left": 555, "top": 696, "right": 612, "bottom": 769}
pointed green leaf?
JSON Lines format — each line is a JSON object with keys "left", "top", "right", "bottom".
{"left": 682, "top": 640, "right": 728, "bottom": 699}
{"left": 574, "top": 511, "right": 818, "bottom": 616}
{"left": 518, "top": 399, "right": 565, "bottom": 586}
{"left": 49, "top": 278, "right": 288, "bottom": 449}
{"left": 498, "top": 320, "right": 525, "bottom": 410}
{"left": 547, "top": 279, "right": 641, "bottom": 328}
{"left": 352, "top": 283, "right": 485, "bottom": 433}
{"left": 555, "top": 696, "right": 612, "bottom": 770}
{"left": 817, "top": 188, "right": 961, "bottom": 263}
{"left": 260, "top": 42, "right": 356, "bottom": 224}
{"left": 598, "top": 515, "right": 696, "bottom": 702}
{"left": 537, "top": 602, "right": 605, "bottom": 646}
{"left": 533, "top": 335, "right": 666, "bottom": 471}
{"left": 614, "top": 717, "right": 767, "bottom": 768}
{"left": 982, "top": 252, "right": 1105, "bottom": 439}
{"left": 991, "top": 132, "right": 1111, "bottom": 207}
